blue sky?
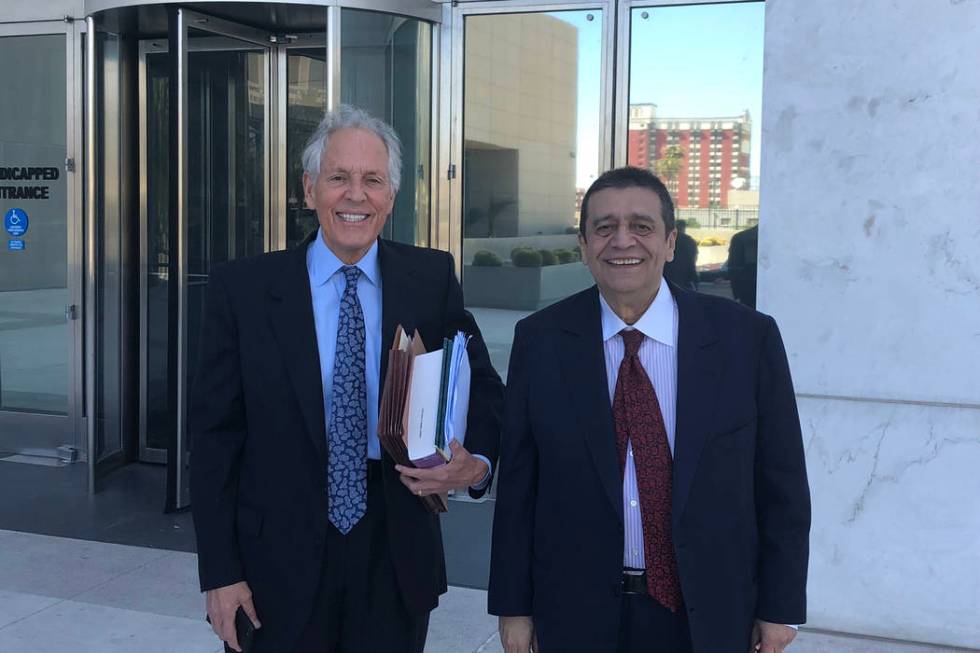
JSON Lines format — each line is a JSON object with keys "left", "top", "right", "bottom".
{"left": 550, "top": 2, "right": 765, "bottom": 187}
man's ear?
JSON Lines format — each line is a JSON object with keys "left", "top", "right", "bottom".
{"left": 303, "top": 172, "right": 315, "bottom": 210}
{"left": 665, "top": 228, "right": 678, "bottom": 263}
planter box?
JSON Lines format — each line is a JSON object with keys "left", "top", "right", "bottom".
{"left": 463, "top": 263, "right": 595, "bottom": 311}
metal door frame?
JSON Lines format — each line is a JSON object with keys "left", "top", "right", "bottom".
{"left": 0, "top": 20, "right": 85, "bottom": 463}
{"left": 136, "top": 28, "right": 277, "bottom": 465}
{"left": 443, "top": 0, "right": 616, "bottom": 274}
{"left": 134, "top": 9, "right": 278, "bottom": 508}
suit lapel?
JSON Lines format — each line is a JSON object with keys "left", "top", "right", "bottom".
{"left": 378, "top": 240, "right": 417, "bottom": 407}
{"left": 268, "top": 238, "right": 327, "bottom": 462}
{"left": 671, "top": 284, "right": 723, "bottom": 524}
{"left": 556, "top": 287, "right": 624, "bottom": 523}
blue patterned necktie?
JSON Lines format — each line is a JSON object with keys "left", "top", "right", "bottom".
{"left": 327, "top": 265, "right": 368, "bottom": 534}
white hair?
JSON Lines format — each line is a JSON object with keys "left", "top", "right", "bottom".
{"left": 301, "top": 104, "right": 402, "bottom": 194}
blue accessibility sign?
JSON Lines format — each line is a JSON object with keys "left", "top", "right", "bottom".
{"left": 4, "top": 208, "right": 29, "bottom": 237}
{"left": 8, "top": 239, "right": 25, "bottom": 251}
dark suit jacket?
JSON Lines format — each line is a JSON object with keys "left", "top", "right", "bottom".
{"left": 190, "top": 237, "right": 503, "bottom": 653}
{"left": 488, "top": 284, "right": 810, "bottom": 653}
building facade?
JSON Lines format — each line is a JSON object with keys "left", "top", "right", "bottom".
{"left": 627, "top": 103, "right": 751, "bottom": 209}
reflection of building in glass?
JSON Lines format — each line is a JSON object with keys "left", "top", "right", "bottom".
{"left": 627, "top": 103, "right": 751, "bottom": 210}
{"left": 464, "top": 14, "right": 578, "bottom": 237}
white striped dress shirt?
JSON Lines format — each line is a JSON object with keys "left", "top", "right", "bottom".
{"left": 598, "top": 277, "right": 678, "bottom": 570}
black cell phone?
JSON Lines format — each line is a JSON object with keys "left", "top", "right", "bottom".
{"left": 207, "top": 606, "right": 256, "bottom": 653}
{"left": 233, "top": 606, "right": 256, "bottom": 653}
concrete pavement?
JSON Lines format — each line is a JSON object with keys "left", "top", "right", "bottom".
{"left": 0, "top": 529, "right": 971, "bottom": 653}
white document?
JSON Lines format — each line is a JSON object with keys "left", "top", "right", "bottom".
{"left": 405, "top": 348, "right": 445, "bottom": 464}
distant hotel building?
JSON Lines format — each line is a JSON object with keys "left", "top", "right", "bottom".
{"left": 627, "top": 103, "right": 751, "bottom": 209}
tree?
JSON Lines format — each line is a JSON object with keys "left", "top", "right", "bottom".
{"left": 655, "top": 145, "right": 685, "bottom": 192}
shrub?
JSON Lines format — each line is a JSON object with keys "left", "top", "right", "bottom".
{"left": 684, "top": 218, "right": 701, "bottom": 229}
{"left": 511, "top": 247, "right": 543, "bottom": 267}
{"left": 699, "top": 237, "right": 729, "bottom": 247}
{"left": 538, "top": 249, "right": 557, "bottom": 266}
{"left": 471, "top": 250, "right": 502, "bottom": 266}
{"left": 553, "top": 248, "right": 577, "bottom": 264}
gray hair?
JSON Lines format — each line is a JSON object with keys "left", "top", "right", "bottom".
{"left": 301, "top": 104, "right": 402, "bottom": 195}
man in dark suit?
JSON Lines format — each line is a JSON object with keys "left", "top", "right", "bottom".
{"left": 190, "top": 105, "right": 503, "bottom": 653}
{"left": 489, "top": 167, "right": 809, "bottom": 653}
{"left": 663, "top": 219, "right": 698, "bottom": 291}
{"left": 729, "top": 224, "right": 759, "bottom": 308}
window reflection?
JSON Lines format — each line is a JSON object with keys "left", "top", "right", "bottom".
{"left": 628, "top": 3, "right": 764, "bottom": 306}
{"left": 462, "top": 10, "right": 602, "bottom": 379}
{"left": 286, "top": 49, "right": 327, "bottom": 248}
{"left": 341, "top": 9, "right": 431, "bottom": 246}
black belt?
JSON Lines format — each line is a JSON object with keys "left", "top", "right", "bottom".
{"left": 622, "top": 569, "right": 648, "bottom": 595}
{"left": 367, "top": 459, "right": 383, "bottom": 481}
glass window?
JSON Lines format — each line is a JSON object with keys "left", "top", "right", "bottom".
{"left": 461, "top": 10, "right": 603, "bottom": 379}
{"left": 628, "top": 3, "right": 764, "bottom": 307}
{"left": 143, "top": 37, "right": 268, "bottom": 452}
{"left": 0, "top": 34, "right": 69, "bottom": 416}
{"left": 341, "top": 9, "right": 432, "bottom": 247}
{"left": 285, "top": 48, "right": 327, "bottom": 248}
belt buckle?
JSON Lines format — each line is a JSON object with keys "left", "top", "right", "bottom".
{"left": 622, "top": 569, "right": 647, "bottom": 595}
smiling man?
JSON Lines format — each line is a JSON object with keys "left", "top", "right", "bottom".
{"left": 488, "top": 167, "right": 810, "bottom": 653}
{"left": 190, "top": 105, "right": 503, "bottom": 653}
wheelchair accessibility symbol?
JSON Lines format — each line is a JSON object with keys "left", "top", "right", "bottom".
{"left": 4, "top": 208, "right": 29, "bottom": 237}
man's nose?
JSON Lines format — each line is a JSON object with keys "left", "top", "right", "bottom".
{"left": 345, "top": 177, "right": 367, "bottom": 201}
{"left": 611, "top": 224, "right": 634, "bottom": 247}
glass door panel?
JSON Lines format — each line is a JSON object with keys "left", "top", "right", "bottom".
{"left": 140, "top": 28, "right": 269, "bottom": 467}
{"left": 285, "top": 47, "right": 327, "bottom": 248}
{"left": 627, "top": 3, "right": 765, "bottom": 305}
{"left": 0, "top": 32, "right": 73, "bottom": 453}
{"left": 460, "top": 9, "right": 604, "bottom": 381}
{"left": 341, "top": 9, "right": 432, "bottom": 246}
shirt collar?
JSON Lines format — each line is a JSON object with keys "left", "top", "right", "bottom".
{"left": 599, "top": 277, "right": 677, "bottom": 347}
{"left": 307, "top": 228, "right": 381, "bottom": 288}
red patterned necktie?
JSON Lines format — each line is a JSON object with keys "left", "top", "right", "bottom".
{"left": 612, "top": 328, "right": 683, "bottom": 612}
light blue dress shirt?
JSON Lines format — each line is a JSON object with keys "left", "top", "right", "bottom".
{"left": 306, "top": 230, "right": 492, "bottom": 486}
{"left": 307, "top": 232, "right": 384, "bottom": 460}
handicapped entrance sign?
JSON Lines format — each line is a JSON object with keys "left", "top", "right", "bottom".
{"left": 4, "top": 208, "right": 29, "bottom": 237}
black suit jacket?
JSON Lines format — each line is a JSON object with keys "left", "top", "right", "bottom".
{"left": 190, "top": 238, "right": 503, "bottom": 653}
{"left": 488, "top": 284, "right": 810, "bottom": 653}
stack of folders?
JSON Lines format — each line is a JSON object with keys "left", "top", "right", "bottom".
{"left": 378, "top": 325, "right": 472, "bottom": 514}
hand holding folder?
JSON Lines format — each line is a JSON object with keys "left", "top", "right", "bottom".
{"left": 377, "top": 326, "right": 472, "bottom": 513}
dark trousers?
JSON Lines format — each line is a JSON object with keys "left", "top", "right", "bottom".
{"left": 292, "top": 468, "right": 429, "bottom": 653}
{"left": 617, "top": 594, "right": 693, "bottom": 653}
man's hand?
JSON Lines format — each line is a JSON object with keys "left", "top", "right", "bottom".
{"left": 395, "top": 440, "right": 488, "bottom": 496}
{"left": 499, "top": 616, "right": 539, "bottom": 653}
{"left": 750, "top": 620, "right": 796, "bottom": 653}
{"left": 206, "top": 581, "right": 260, "bottom": 652}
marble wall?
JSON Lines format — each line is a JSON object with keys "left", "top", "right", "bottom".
{"left": 759, "top": 0, "right": 980, "bottom": 648}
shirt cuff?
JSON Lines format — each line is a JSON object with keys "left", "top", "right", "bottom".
{"left": 786, "top": 625, "right": 799, "bottom": 630}
{"left": 470, "top": 454, "right": 492, "bottom": 490}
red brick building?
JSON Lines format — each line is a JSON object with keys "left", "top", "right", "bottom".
{"left": 627, "top": 104, "right": 751, "bottom": 209}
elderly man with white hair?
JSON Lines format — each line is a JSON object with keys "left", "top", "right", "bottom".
{"left": 190, "top": 105, "right": 503, "bottom": 653}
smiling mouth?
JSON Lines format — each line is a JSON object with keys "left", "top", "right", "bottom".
{"left": 337, "top": 212, "right": 370, "bottom": 223}
{"left": 606, "top": 258, "right": 643, "bottom": 266}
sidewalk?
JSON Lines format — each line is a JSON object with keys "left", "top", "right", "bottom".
{"left": 0, "top": 529, "right": 969, "bottom": 653}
